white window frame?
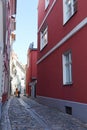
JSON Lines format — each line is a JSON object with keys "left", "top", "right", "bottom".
{"left": 45, "top": 0, "right": 50, "bottom": 10}
{"left": 63, "top": 0, "right": 77, "bottom": 24}
{"left": 62, "top": 51, "right": 72, "bottom": 85}
{"left": 27, "top": 57, "right": 29, "bottom": 68}
{"left": 40, "top": 26, "right": 48, "bottom": 50}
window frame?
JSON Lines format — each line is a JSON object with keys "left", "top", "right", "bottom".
{"left": 62, "top": 51, "right": 72, "bottom": 85}
{"left": 63, "top": 0, "right": 77, "bottom": 24}
{"left": 27, "top": 57, "right": 29, "bottom": 68}
{"left": 40, "top": 26, "right": 48, "bottom": 50}
{"left": 45, "top": 0, "right": 50, "bottom": 10}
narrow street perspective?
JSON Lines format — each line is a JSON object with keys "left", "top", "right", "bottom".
{"left": 0, "top": 96, "right": 87, "bottom": 130}
{"left": 0, "top": 0, "right": 87, "bottom": 130}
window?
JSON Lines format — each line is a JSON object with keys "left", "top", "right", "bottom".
{"left": 40, "top": 26, "right": 48, "bottom": 50}
{"left": 27, "top": 57, "right": 29, "bottom": 68}
{"left": 45, "top": 0, "right": 50, "bottom": 9}
{"left": 65, "top": 106, "right": 72, "bottom": 115}
{"left": 62, "top": 51, "right": 72, "bottom": 85}
{"left": 63, "top": 0, "right": 77, "bottom": 24}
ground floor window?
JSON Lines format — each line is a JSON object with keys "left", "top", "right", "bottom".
{"left": 62, "top": 51, "right": 72, "bottom": 85}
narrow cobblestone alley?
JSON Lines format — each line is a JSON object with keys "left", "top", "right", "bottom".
{"left": 0, "top": 96, "right": 87, "bottom": 130}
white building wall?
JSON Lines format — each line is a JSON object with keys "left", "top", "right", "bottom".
{"left": 16, "top": 64, "right": 25, "bottom": 94}
{"left": 10, "top": 51, "right": 25, "bottom": 95}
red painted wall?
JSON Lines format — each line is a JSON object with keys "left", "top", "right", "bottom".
{"left": 31, "top": 51, "right": 37, "bottom": 78}
{"left": 38, "top": 0, "right": 54, "bottom": 28}
{"left": 37, "top": 0, "right": 87, "bottom": 103}
{"left": 38, "top": 0, "right": 87, "bottom": 59}
{"left": 26, "top": 49, "right": 37, "bottom": 96}
{"left": 26, "top": 66, "right": 30, "bottom": 96}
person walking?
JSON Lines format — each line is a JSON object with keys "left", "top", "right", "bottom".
{"left": 15, "top": 88, "right": 18, "bottom": 97}
{"left": 18, "top": 90, "right": 20, "bottom": 98}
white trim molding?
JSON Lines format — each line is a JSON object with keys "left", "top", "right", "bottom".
{"left": 38, "top": 0, "right": 57, "bottom": 32}
{"left": 37, "top": 18, "right": 87, "bottom": 64}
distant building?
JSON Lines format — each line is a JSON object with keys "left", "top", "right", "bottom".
{"left": 37, "top": 0, "right": 87, "bottom": 122}
{"left": 26, "top": 43, "right": 37, "bottom": 98}
{"left": 10, "top": 50, "right": 26, "bottom": 95}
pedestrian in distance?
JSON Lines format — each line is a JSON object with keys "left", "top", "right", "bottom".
{"left": 18, "top": 90, "right": 20, "bottom": 98}
{"left": 15, "top": 88, "right": 18, "bottom": 97}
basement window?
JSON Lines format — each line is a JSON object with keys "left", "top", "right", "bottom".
{"left": 65, "top": 106, "right": 72, "bottom": 115}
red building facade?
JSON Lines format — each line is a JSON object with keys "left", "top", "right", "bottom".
{"left": 26, "top": 44, "right": 37, "bottom": 97}
{"left": 37, "top": 0, "right": 87, "bottom": 122}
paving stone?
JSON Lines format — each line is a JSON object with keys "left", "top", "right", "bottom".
{"left": 0, "top": 96, "right": 87, "bottom": 130}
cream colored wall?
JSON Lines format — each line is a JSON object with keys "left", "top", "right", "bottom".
{"left": 10, "top": 51, "right": 25, "bottom": 95}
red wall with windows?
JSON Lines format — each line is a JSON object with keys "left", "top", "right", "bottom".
{"left": 26, "top": 49, "right": 37, "bottom": 96}
{"left": 37, "top": 0, "right": 87, "bottom": 103}
{"left": 38, "top": 0, "right": 87, "bottom": 59}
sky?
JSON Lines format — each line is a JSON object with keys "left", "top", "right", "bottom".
{"left": 13, "top": 0, "right": 38, "bottom": 65}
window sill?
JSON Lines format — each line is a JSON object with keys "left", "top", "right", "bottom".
{"left": 45, "top": 6, "right": 48, "bottom": 10}
{"left": 63, "top": 82, "right": 73, "bottom": 86}
{"left": 40, "top": 43, "right": 48, "bottom": 51}
{"left": 63, "top": 11, "right": 77, "bottom": 26}
{"left": 45, "top": 4, "right": 49, "bottom": 11}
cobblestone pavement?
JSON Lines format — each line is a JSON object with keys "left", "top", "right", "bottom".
{"left": 0, "top": 96, "right": 87, "bottom": 130}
